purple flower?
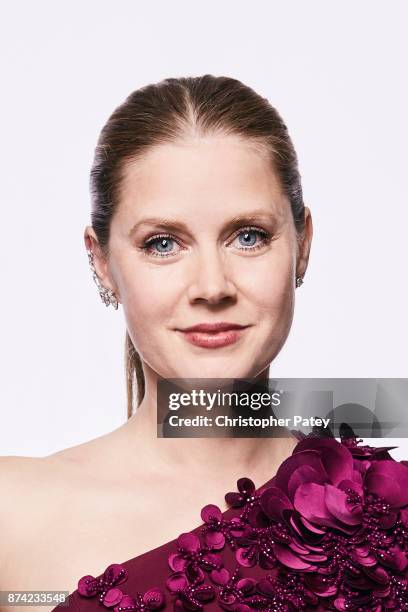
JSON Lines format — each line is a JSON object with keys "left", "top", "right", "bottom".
{"left": 112, "top": 589, "right": 165, "bottom": 611}
{"left": 78, "top": 563, "right": 165, "bottom": 610}
{"left": 168, "top": 532, "right": 223, "bottom": 584}
{"left": 164, "top": 434, "right": 408, "bottom": 610}
{"left": 166, "top": 570, "right": 214, "bottom": 611}
{"left": 209, "top": 565, "right": 256, "bottom": 611}
{"left": 262, "top": 436, "right": 408, "bottom": 607}
{"left": 200, "top": 504, "right": 226, "bottom": 549}
{"left": 200, "top": 504, "right": 246, "bottom": 550}
{"left": 340, "top": 423, "right": 397, "bottom": 461}
{"left": 78, "top": 563, "right": 128, "bottom": 599}
{"left": 225, "top": 478, "right": 258, "bottom": 508}
{"left": 256, "top": 572, "right": 319, "bottom": 610}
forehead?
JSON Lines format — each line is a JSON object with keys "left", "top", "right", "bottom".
{"left": 117, "top": 134, "right": 289, "bottom": 225}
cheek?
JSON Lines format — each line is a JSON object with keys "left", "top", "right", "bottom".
{"left": 241, "top": 245, "right": 295, "bottom": 316}
{"left": 117, "top": 263, "right": 177, "bottom": 347}
{"left": 254, "top": 282, "right": 295, "bottom": 346}
{"left": 248, "top": 259, "right": 295, "bottom": 360}
{"left": 126, "top": 278, "right": 167, "bottom": 320}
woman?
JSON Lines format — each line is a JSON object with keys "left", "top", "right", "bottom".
{"left": 1, "top": 75, "right": 407, "bottom": 612}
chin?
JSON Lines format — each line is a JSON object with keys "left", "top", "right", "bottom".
{"left": 171, "top": 360, "right": 258, "bottom": 381}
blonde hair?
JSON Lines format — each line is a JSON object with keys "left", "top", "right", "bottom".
{"left": 125, "top": 331, "right": 145, "bottom": 419}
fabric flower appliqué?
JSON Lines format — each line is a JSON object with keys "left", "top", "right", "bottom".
{"left": 76, "top": 432, "right": 408, "bottom": 611}
{"left": 167, "top": 433, "right": 408, "bottom": 611}
{"left": 78, "top": 563, "right": 165, "bottom": 610}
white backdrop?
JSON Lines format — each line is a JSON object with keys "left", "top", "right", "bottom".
{"left": 1, "top": 1, "right": 407, "bottom": 458}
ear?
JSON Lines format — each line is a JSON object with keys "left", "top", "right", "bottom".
{"left": 296, "top": 206, "right": 313, "bottom": 279}
{"left": 84, "top": 226, "right": 120, "bottom": 300}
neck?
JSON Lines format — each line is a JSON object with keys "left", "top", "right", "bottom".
{"left": 116, "top": 363, "right": 297, "bottom": 483}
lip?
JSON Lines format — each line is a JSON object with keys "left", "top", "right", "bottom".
{"left": 175, "top": 322, "right": 251, "bottom": 349}
{"left": 179, "top": 322, "right": 249, "bottom": 333}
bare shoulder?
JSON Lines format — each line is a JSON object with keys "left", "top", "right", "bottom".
{"left": 0, "top": 443, "right": 102, "bottom": 530}
{"left": 0, "top": 449, "right": 79, "bottom": 482}
{"left": 0, "top": 455, "right": 69, "bottom": 527}
{"left": 0, "top": 454, "right": 49, "bottom": 504}
{"left": 0, "top": 445, "right": 98, "bottom": 572}
{"left": 0, "top": 457, "right": 51, "bottom": 573}
{"left": 0, "top": 427, "right": 132, "bottom": 543}
{"left": 0, "top": 426, "right": 127, "bottom": 509}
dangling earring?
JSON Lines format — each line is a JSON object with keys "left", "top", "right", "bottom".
{"left": 87, "top": 249, "right": 119, "bottom": 310}
{"left": 295, "top": 276, "right": 304, "bottom": 288}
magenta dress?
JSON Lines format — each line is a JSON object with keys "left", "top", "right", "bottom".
{"left": 52, "top": 434, "right": 408, "bottom": 611}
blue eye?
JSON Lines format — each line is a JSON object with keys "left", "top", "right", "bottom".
{"left": 231, "top": 227, "right": 271, "bottom": 251}
{"left": 141, "top": 227, "right": 270, "bottom": 258}
{"left": 236, "top": 229, "right": 259, "bottom": 248}
{"left": 147, "top": 236, "right": 175, "bottom": 254}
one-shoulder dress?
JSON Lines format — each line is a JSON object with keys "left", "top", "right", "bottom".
{"left": 52, "top": 433, "right": 408, "bottom": 612}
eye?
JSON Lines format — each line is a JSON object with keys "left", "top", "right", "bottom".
{"left": 141, "top": 234, "right": 181, "bottom": 258}
{"left": 140, "top": 226, "right": 271, "bottom": 259}
{"left": 230, "top": 227, "right": 271, "bottom": 251}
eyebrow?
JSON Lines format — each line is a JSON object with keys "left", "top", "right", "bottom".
{"left": 128, "top": 210, "right": 278, "bottom": 238}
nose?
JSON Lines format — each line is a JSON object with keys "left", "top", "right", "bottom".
{"left": 187, "top": 246, "right": 237, "bottom": 305}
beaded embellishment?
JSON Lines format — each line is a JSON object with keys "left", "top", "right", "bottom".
{"left": 77, "top": 433, "right": 408, "bottom": 611}
{"left": 78, "top": 564, "right": 165, "bottom": 610}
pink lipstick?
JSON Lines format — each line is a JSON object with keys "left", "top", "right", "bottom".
{"left": 176, "top": 322, "right": 250, "bottom": 349}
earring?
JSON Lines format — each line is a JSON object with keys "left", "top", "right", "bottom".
{"left": 296, "top": 276, "right": 304, "bottom": 288}
{"left": 87, "top": 249, "right": 119, "bottom": 310}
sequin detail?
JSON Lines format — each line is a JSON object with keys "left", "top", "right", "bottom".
{"left": 165, "top": 434, "right": 408, "bottom": 610}
{"left": 78, "top": 563, "right": 165, "bottom": 610}
{"left": 77, "top": 432, "right": 408, "bottom": 611}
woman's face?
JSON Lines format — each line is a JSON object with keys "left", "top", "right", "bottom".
{"left": 91, "top": 134, "right": 311, "bottom": 381}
